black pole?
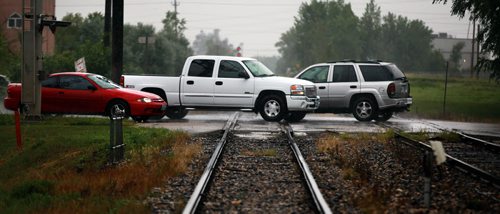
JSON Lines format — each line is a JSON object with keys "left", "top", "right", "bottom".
{"left": 443, "top": 61, "right": 449, "bottom": 116}
{"left": 104, "top": 0, "right": 111, "bottom": 47}
{"left": 111, "top": 0, "right": 123, "bottom": 83}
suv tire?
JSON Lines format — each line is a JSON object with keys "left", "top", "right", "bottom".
{"left": 284, "top": 112, "right": 307, "bottom": 122}
{"left": 259, "top": 94, "right": 286, "bottom": 122}
{"left": 375, "top": 112, "right": 393, "bottom": 122}
{"left": 352, "top": 96, "right": 377, "bottom": 121}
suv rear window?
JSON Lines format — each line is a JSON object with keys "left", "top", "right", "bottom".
{"left": 359, "top": 65, "right": 394, "bottom": 82}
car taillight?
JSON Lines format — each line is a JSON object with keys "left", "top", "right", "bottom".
{"left": 120, "top": 75, "right": 124, "bottom": 87}
{"left": 387, "top": 83, "right": 396, "bottom": 98}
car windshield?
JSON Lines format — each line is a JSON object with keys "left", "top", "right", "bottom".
{"left": 384, "top": 64, "right": 406, "bottom": 80}
{"left": 87, "top": 74, "right": 120, "bottom": 89}
{"left": 242, "top": 60, "right": 275, "bottom": 77}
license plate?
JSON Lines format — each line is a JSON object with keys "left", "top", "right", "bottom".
{"left": 406, "top": 98, "right": 413, "bottom": 105}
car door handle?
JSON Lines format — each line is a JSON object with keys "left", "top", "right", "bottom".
{"left": 318, "top": 86, "right": 326, "bottom": 89}
{"left": 187, "top": 80, "right": 194, "bottom": 85}
{"left": 350, "top": 85, "right": 357, "bottom": 89}
{"left": 215, "top": 81, "right": 223, "bottom": 85}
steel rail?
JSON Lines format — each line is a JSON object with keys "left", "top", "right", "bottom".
{"left": 456, "top": 132, "right": 500, "bottom": 153}
{"left": 182, "top": 112, "right": 240, "bottom": 214}
{"left": 378, "top": 123, "right": 500, "bottom": 188}
{"left": 282, "top": 123, "right": 333, "bottom": 214}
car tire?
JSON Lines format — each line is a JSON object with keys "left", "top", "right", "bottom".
{"left": 284, "top": 112, "right": 307, "bottom": 122}
{"left": 259, "top": 94, "right": 286, "bottom": 122}
{"left": 352, "top": 96, "right": 377, "bottom": 122}
{"left": 165, "top": 107, "right": 189, "bottom": 119}
{"left": 107, "top": 100, "right": 130, "bottom": 119}
{"left": 375, "top": 112, "right": 393, "bottom": 122}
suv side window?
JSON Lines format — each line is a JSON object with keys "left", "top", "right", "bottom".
{"left": 60, "top": 76, "right": 93, "bottom": 90}
{"left": 298, "top": 66, "right": 328, "bottom": 83}
{"left": 41, "top": 76, "right": 58, "bottom": 88}
{"left": 218, "top": 60, "right": 247, "bottom": 78}
{"left": 188, "top": 59, "right": 215, "bottom": 77}
{"left": 359, "top": 65, "right": 394, "bottom": 81}
{"left": 333, "top": 65, "right": 357, "bottom": 82}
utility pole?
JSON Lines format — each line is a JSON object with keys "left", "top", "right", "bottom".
{"left": 21, "top": 0, "right": 43, "bottom": 119}
{"left": 475, "top": 24, "right": 481, "bottom": 79}
{"left": 104, "top": 0, "right": 112, "bottom": 47}
{"left": 111, "top": 0, "right": 124, "bottom": 83}
{"left": 470, "top": 18, "right": 475, "bottom": 78}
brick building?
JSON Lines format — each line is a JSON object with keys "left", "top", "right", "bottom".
{"left": 0, "top": 0, "right": 55, "bottom": 55}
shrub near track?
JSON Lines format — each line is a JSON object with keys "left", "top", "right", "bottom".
{"left": 0, "top": 115, "right": 199, "bottom": 213}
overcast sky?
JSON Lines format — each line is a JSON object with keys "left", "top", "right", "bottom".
{"left": 56, "top": 0, "right": 472, "bottom": 57}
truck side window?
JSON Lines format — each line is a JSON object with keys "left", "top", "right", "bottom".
{"left": 359, "top": 65, "right": 393, "bottom": 81}
{"left": 298, "top": 66, "right": 328, "bottom": 83}
{"left": 188, "top": 59, "right": 215, "bottom": 77}
{"left": 60, "top": 76, "right": 93, "bottom": 90}
{"left": 41, "top": 76, "right": 58, "bottom": 88}
{"left": 218, "top": 60, "right": 246, "bottom": 78}
{"left": 333, "top": 65, "right": 357, "bottom": 82}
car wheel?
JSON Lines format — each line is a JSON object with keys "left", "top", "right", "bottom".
{"left": 352, "top": 96, "right": 377, "bottom": 122}
{"left": 165, "top": 107, "right": 189, "bottom": 119}
{"left": 284, "top": 112, "right": 307, "bottom": 122}
{"left": 259, "top": 94, "right": 286, "bottom": 122}
{"left": 107, "top": 100, "right": 130, "bottom": 119}
{"left": 132, "top": 116, "right": 149, "bottom": 122}
{"left": 375, "top": 112, "right": 393, "bottom": 122}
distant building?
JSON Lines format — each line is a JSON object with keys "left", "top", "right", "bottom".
{"left": 431, "top": 32, "right": 479, "bottom": 71}
{"left": 0, "top": 0, "right": 55, "bottom": 55}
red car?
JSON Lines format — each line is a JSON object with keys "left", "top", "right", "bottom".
{"left": 3, "top": 72, "right": 166, "bottom": 122}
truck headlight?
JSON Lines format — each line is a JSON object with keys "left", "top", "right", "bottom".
{"left": 290, "top": 84, "right": 304, "bottom": 96}
{"left": 137, "top": 97, "right": 152, "bottom": 103}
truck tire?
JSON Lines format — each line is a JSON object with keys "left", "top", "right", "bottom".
{"left": 351, "top": 96, "right": 377, "bottom": 122}
{"left": 375, "top": 112, "right": 393, "bottom": 122}
{"left": 107, "top": 100, "right": 130, "bottom": 119}
{"left": 132, "top": 116, "right": 149, "bottom": 123}
{"left": 165, "top": 107, "right": 189, "bottom": 119}
{"left": 284, "top": 112, "right": 307, "bottom": 122}
{"left": 259, "top": 94, "right": 286, "bottom": 122}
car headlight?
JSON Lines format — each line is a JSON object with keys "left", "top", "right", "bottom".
{"left": 137, "top": 97, "right": 152, "bottom": 103}
{"left": 290, "top": 84, "right": 304, "bottom": 96}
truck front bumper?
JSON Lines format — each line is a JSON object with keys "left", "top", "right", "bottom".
{"left": 287, "top": 95, "right": 320, "bottom": 111}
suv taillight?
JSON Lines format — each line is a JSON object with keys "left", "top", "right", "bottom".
{"left": 387, "top": 83, "right": 396, "bottom": 98}
{"left": 120, "top": 75, "right": 124, "bottom": 87}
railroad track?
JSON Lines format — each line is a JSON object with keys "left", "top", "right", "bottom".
{"left": 182, "top": 112, "right": 332, "bottom": 213}
{"left": 377, "top": 122, "right": 500, "bottom": 188}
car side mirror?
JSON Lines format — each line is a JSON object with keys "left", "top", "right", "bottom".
{"left": 239, "top": 71, "right": 250, "bottom": 79}
{"left": 88, "top": 85, "right": 97, "bottom": 91}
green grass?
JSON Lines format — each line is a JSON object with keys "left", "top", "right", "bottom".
{"left": 0, "top": 115, "right": 198, "bottom": 213}
{"left": 406, "top": 73, "right": 500, "bottom": 122}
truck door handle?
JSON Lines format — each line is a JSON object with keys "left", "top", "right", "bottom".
{"left": 318, "top": 86, "right": 326, "bottom": 89}
{"left": 187, "top": 80, "right": 194, "bottom": 85}
{"left": 350, "top": 85, "right": 357, "bottom": 89}
{"left": 215, "top": 81, "right": 223, "bottom": 85}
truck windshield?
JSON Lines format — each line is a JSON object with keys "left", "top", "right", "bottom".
{"left": 242, "top": 60, "right": 275, "bottom": 77}
{"left": 87, "top": 74, "right": 120, "bottom": 89}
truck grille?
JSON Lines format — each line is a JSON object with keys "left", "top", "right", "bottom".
{"left": 305, "top": 86, "right": 317, "bottom": 98}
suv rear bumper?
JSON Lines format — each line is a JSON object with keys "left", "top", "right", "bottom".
{"left": 287, "top": 96, "right": 320, "bottom": 111}
{"left": 379, "top": 97, "right": 412, "bottom": 111}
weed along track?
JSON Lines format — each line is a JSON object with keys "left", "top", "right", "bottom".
{"left": 182, "top": 114, "right": 331, "bottom": 213}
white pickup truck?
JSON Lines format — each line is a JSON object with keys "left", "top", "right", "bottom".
{"left": 120, "top": 55, "right": 320, "bottom": 122}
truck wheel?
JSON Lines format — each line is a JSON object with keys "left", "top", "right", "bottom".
{"left": 375, "top": 112, "right": 393, "bottom": 122}
{"left": 352, "top": 96, "right": 377, "bottom": 122}
{"left": 284, "top": 112, "right": 307, "bottom": 122}
{"left": 165, "top": 107, "right": 189, "bottom": 119}
{"left": 132, "top": 116, "right": 149, "bottom": 122}
{"left": 107, "top": 100, "right": 130, "bottom": 119}
{"left": 259, "top": 94, "right": 286, "bottom": 122}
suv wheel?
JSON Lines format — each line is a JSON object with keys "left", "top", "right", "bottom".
{"left": 284, "top": 112, "right": 307, "bottom": 122}
{"left": 352, "top": 97, "right": 377, "bottom": 121}
{"left": 375, "top": 112, "right": 393, "bottom": 122}
{"left": 259, "top": 94, "right": 286, "bottom": 122}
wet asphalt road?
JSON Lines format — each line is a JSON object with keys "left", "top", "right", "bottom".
{"left": 138, "top": 110, "right": 500, "bottom": 136}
